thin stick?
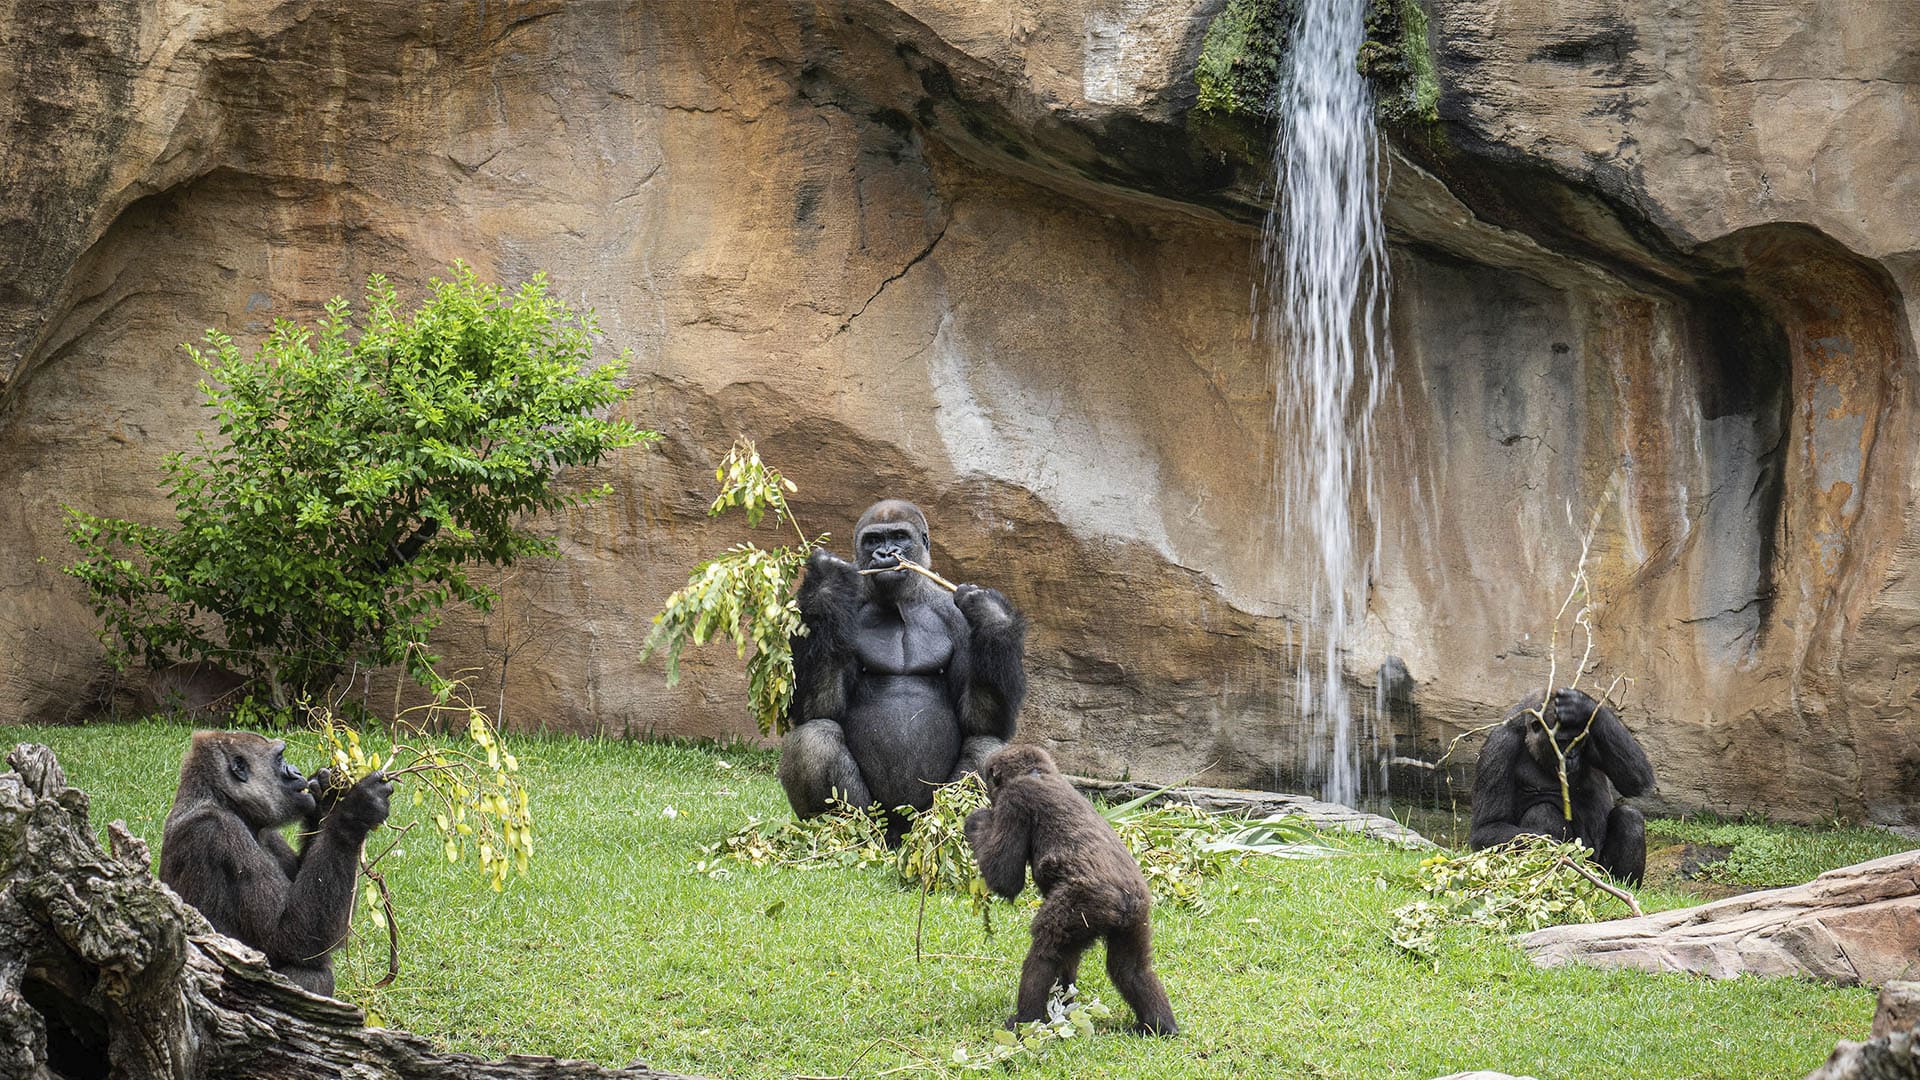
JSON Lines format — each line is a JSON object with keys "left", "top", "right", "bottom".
{"left": 858, "top": 561, "right": 958, "bottom": 592}
{"left": 361, "top": 859, "right": 401, "bottom": 987}
{"left": 916, "top": 952, "right": 1017, "bottom": 965}
{"left": 913, "top": 875, "right": 930, "bottom": 962}
{"left": 1558, "top": 856, "right": 1643, "bottom": 917}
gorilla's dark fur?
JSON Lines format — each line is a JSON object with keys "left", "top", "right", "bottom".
{"left": 964, "top": 745, "right": 1178, "bottom": 1036}
{"left": 779, "top": 498, "right": 1026, "bottom": 836}
{"left": 1469, "top": 687, "right": 1655, "bottom": 883}
{"left": 159, "top": 731, "right": 391, "bottom": 996}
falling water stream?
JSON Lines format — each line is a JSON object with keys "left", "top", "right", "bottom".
{"left": 1258, "top": 0, "right": 1393, "bottom": 808}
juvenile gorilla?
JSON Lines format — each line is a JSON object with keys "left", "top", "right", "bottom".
{"left": 1469, "top": 687, "right": 1655, "bottom": 883}
{"left": 964, "top": 745, "right": 1178, "bottom": 1036}
{"left": 160, "top": 731, "right": 391, "bottom": 996}
{"left": 778, "top": 499, "right": 1025, "bottom": 834}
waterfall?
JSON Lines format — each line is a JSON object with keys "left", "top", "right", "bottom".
{"left": 1257, "top": 0, "right": 1393, "bottom": 808}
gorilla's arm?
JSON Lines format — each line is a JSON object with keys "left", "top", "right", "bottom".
{"left": 1467, "top": 722, "right": 1534, "bottom": 849}
{"left": 789, "top": 549, "right": 861, "bottom": 724}
{"left": 259, "top": 827, "right": 301, "bottom": 879}
{"left": 966, "top": 800, "right": 1033, "bottom": 900}
{"left": 1581, "top": 697, "right": 1654, "bottom": 797}
{"left": 182, "top": 777, "right": 386, "bottom": 971}
{"left": 952, "top": 584, "right": 1027, "bottom": 740}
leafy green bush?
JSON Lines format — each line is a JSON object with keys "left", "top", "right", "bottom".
{"left": 65, "top": 264, "right": 652, "bottom": 706}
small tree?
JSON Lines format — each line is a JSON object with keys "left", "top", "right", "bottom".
{"left": 65, "top": 263, "right": 654, "bottom": 707}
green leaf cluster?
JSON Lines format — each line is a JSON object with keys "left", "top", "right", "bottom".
{"left": 895, "top": 774, "right": 995, "bottom": 916}
{"left": 1388, "top": 837, "right": 1619, "bottom": 959}
{"left": 692, "top": 800, "right": 892, "bottom": 877}
{"left": 641, "top": 439, "right": 826, "bottom": 735}
{"left": 944, "top": 989, "right": 1115, "bottom": 1071}
{"left": 64, "top": 263, "right": 652, "bottom": 705}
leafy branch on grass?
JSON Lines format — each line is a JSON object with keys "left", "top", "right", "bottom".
{"left": 1388, "top": 836, "right": 1634, "bottom": 960}
{"left": 641, "top": 439, "right": 828, "bottom": 735}
{"left": 695, "top": 778, "right": 1354, "bottom": 926}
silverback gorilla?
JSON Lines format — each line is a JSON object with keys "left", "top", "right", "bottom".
{"left": 1469, "top": 687, "right": 1655, "bottom": 883}
{"left": 778, "top": 499, "right": 1026, "bottom": 835}
{"left": 964, "top": 745, "right": 1177, "bottom": 1036}
{"left": 160, "top": 731, "right": 392, "bottom": 996}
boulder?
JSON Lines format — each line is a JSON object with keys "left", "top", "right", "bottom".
{"left": 1803, "top": 982, "right": 1920, "bottom": 1080}
{"left": 1521, "top": 851, "right": 1920, "bottom": 985}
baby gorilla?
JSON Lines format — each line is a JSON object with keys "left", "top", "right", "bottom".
{"left": 964, "top": 745, "right": 1177, "bottom": 1036}
{"left": 160, "top": 731, "right": 391, "bottom": 996}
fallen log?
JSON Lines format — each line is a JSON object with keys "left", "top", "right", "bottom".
{"left": 0, "top": 742, "right": 697, "bottom": 1080}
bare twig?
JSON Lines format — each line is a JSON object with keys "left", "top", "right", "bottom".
{"left": 360, "top": 859, "right": 401, "bottom": 988}
{"left": 858, "top": 561, "right": 957, "bottom": 592}
{"left": 915, "top": 953, "right": 1017, "bottom": 965}
{"left": 1557, "top": 855, "right": 1643, "bottom": 916}
{"left": 914, "top": 875, "right": 930, "bottom": 962}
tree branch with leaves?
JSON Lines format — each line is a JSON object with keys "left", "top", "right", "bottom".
{"left": 641, "top": 439, "right": 829, "bottom": 735}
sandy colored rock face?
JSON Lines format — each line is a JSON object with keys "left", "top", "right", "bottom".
{"left": 1, "top": 1, "right": 1916, "bottom": 823}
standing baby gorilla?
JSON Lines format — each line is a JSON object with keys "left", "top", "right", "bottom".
{"left": 160, "top": 731, "right": 391, "bottom": 996}
{"left": 779, "top": 499, "right": 1026, "bottom": 836}
{"left": 964, "top": 745, "right": 1177, "bottom": 1036}
{"left": 1469, "top": 687, "right": 1655, "bottom": 883}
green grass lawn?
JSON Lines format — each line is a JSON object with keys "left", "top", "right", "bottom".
{"left": 9, "top": 718, "right": 1907, "bottom": 1080}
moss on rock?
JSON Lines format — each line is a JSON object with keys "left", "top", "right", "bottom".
{"left": 1194, "top": 0, "right": 1295, "bottom": 118}
{"left": 1360, "top": 0, "right": 1440, "bottom": 126}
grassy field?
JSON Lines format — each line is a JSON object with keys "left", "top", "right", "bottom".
{"left": 9, "top": 718, "right": 1910, "bottom": 1080}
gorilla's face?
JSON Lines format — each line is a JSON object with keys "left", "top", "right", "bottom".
{"left": 225, "top": 735, "right": 316, "bottom": 827}
{"left": 856, "top": 520, "right": 928, "bottom": 578}
{"left": 1527, "top": 720, "right": 1588, "bottom": 777}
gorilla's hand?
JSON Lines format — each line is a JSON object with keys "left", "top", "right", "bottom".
{"left": 1551, "top": 687, "right": 1605, "bottom": 733}
{"left": 963, "top": 806, "right": 993, "bottom": 846}
{"left": 331, "top": 772, "right": 393, "bottom": 838}
{"left": 306, "top": 767, "right": 349, "bottom": 820}
{"left": 953, "top": 583, "right": 1015, "bottom": 628}
{"left": 806, "top": 547, "right": 858, "bottom": 584}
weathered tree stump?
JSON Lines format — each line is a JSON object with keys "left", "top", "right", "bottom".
{"left": 1519, "top": 850, "right": 1920, "bottom": 985}
{"left": 0, "top": 743, "right": 697, "bottom": 1080}
{"left": 1804, "top": 982, "right": 1920, "bottom": 1079}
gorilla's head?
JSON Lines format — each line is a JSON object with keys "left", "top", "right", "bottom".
{"left": 1529, "top": 689, "right": 1599, "bottom": 776}
{"left": 855, "top": 499, "right": 931, "bottom": 598}
{"left": 187, "top": 731, "right": 315, "bottom": 828}
{"left": 982, "top": 744, "right": 1058, "bottom": 795}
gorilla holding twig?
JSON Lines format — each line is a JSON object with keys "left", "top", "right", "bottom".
{"left": 778, "top": 498, "right": 1026, "bottom": 838}
{"left": 964, "top": 744, "right": 1177, "bottom": 1036}
{"left": 1469, "top": 687, "right": 1655, "bottom": 883}
{"left": 160, "top": 731, "right": 391, "bottom": 996}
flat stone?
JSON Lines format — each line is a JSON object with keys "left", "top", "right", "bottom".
{"left": 1521, "top": 851, "right": 1920, "bottom": 986}
{"left": 1069, "top": 777, "right": 1435, "bottom": 848}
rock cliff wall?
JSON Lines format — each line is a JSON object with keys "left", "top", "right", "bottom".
{"left": 2, "top": 0, "right": 1915, "bottom": 823}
